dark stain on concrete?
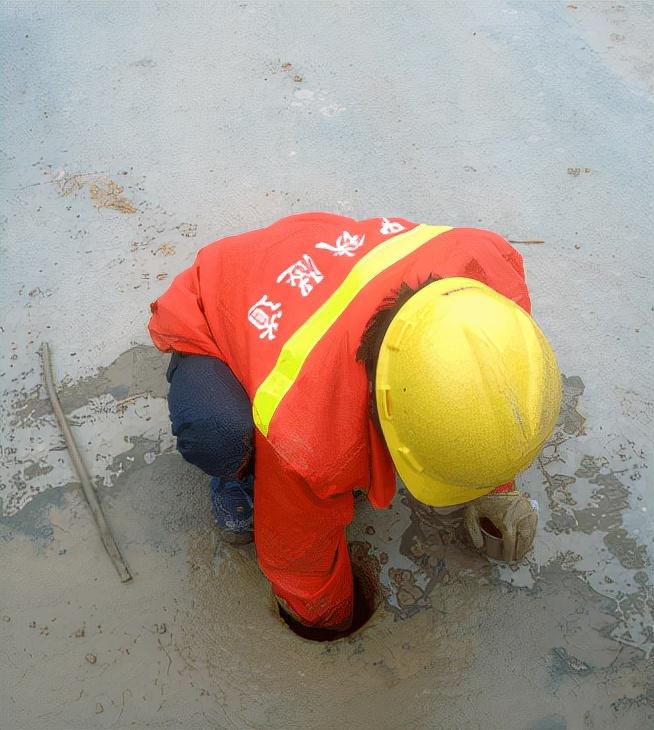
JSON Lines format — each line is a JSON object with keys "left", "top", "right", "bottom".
{"left": 559, "top": 374, "right": 586, "bottom": 436}
{"left": 550, "top": 646, "right": 593, "bottom": 676}
{"left": 539, "top": 378, "right": 650, "bottom": 573}
{"left": 531, "top": 714, "right": 567, "bottom": 730}
{"left": 9, "top": 345, "right": 168, "bottom": 429}
{"left": 22, "top": 460, "right": 55, "bottom": 480}
{"left": 391, "top": 488, "right": 491, "bottom": 619}
{"left": 570, "top": 456, "right": 648, "bottom": 570}
{"left": 610, "top": 688, "right": 654, "bottom": 714}
{"left": 539, "top": 375, "right": 586, "bottom": 531}
{"left": 0, "top": 482, "right": 72, "bottom": 544}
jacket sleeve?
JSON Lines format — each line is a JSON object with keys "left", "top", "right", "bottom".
{"left": 253, "top": 432, "right": 355, "bottom": 629}
{"left": 148, "top": 260, "right": 224, "bottom": 359}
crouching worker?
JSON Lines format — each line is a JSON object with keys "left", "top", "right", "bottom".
{"left": 148, "top": 213, "right": 561, "bottom": 632}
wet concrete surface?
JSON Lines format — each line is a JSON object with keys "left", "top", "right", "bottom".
{"left": 1, "top": 1, "right": 653, "bottom": 728}
{"left": 2, "top": 385, "right": 652, "bottom": 728}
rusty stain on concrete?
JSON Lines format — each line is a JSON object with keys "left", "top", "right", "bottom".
{"left": 89, "top": 180, "right": 137, "bottom": 214}
{"left": 54, "top": 172, "right": 137, "bottom": 213}
{"left": 153, "top": 243, "right": 176, "bottom": 256}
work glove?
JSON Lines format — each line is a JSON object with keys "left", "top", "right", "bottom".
{"left": 464, "top": 491, "right": 537, "bottom": 562}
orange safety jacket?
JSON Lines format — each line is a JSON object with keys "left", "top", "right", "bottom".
{"left": 148, "top": 213, "right": 531, "bottom": 627}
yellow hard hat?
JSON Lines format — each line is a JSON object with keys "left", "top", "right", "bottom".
{"left": 375, "top": 277, "right": 561, "bottom": 507}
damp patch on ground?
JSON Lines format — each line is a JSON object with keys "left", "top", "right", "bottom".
{"left": 1, "top": 349, "right": 652, "bottom": 728}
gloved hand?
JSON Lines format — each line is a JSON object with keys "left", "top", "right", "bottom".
{"left": 464, "top": 491, "right": 537, "bottom": 562}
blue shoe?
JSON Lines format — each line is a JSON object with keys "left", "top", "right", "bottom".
{"left": 210, "top": 476, "right": 254, "bottom": 544}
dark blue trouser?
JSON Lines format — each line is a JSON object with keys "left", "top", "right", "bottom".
{"left": 166, "top": 353, "right": 254, "bottom": 479}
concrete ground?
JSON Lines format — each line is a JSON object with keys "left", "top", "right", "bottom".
{"left": 1, "top": 1, "right": 652, "bottom": 728}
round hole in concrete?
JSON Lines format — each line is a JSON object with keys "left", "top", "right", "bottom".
{"left": 278, "top": 550, "right": 382, "bottom": 642}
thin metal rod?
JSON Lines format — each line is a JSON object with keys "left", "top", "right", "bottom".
{"left": 41, "top": 342, "right": 132, "bottom": 582}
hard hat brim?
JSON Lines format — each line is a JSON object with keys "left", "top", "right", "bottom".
{"left": 394, "top": 452, "right": 498, "bottom": 507}
{"left": 375, "top": 277, "right": 560, "bottom": 507}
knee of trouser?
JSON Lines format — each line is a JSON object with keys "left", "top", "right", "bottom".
{"left": 175, "top": 415, "right": 252, "bottom": 478}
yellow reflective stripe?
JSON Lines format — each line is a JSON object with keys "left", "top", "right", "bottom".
{"left": 253, "top": 224, "right": 452, "bottom": 436}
